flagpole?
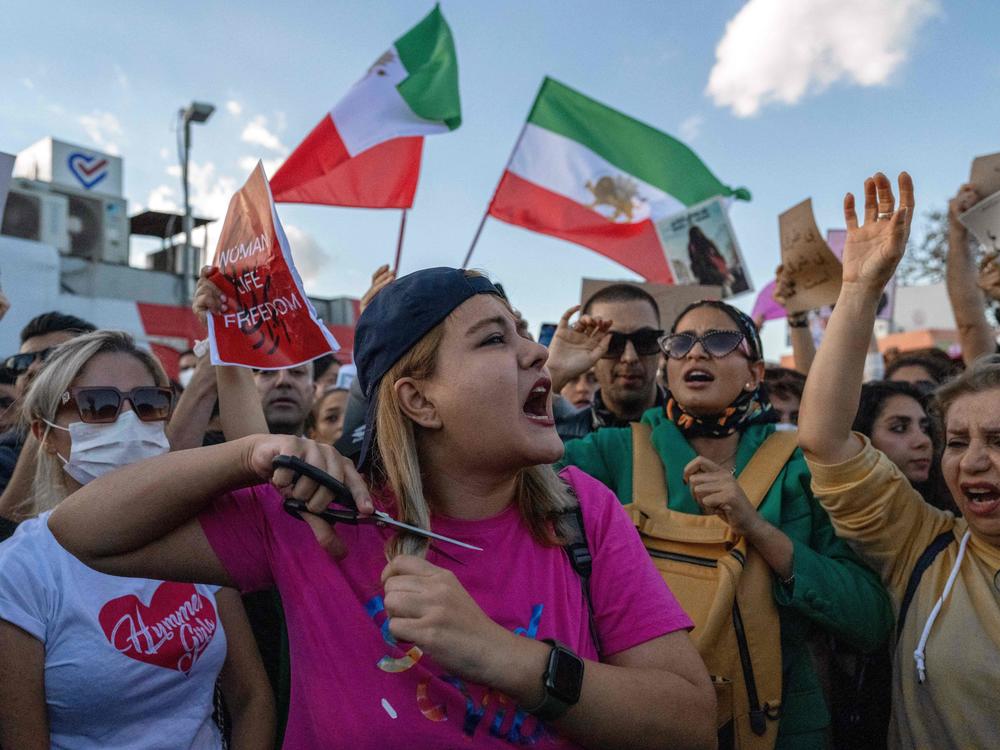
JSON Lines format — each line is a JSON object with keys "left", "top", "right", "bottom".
{"left": 462, "top": 210, "right": 489, "bottom": 269}
{"left": 462, "top": 122, "right": 529, "bottom": 269}
{"left": 393, "top": 209, "right": 408, "bottom": 273}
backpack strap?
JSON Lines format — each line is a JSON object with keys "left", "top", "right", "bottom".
{"left": 896, "top": 530, "right": 956, "bottom": 640}
{"left": 560, "top": 499, "right": 603, "bottom": 657}
{"left": 737, "top": 430, "right": 800, "bottom": 509}
{"left": 631, "top": 422, "right": 669, "bottom": 517}
{"left": 631, "top": 423, "right": 799, "bottom": 512}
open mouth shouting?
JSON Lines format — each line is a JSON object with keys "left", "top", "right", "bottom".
{"left": 961, "top": 482, "right": 1000, "bottom": 517}
{"left": 523, "top": 378, "right": 554, "bottom": 426}
{"left": 682, "top": 368, "right": 715, "bottom": 389}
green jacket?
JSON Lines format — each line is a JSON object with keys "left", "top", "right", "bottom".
{"left": 559, "top": 410, "right": 893, "bottom": 748}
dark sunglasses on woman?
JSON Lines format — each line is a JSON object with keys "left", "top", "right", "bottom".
{"left": 601, "top": 328, "right": 665, "bottom": 359}
{"left": 61, "top": 386, "right": 174, "bottom": 424}
{"left": 3, "top": 347, "right": 56, "bottom": 375}
{"left": 658, "top": 330, "right": 748, "bottom": 360}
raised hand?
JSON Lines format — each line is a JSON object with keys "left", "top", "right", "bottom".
{"left": 192, "top": 266, "right": 230, "bottom": 325}
{"left": 546, "top": 304, "right": 613, "bottom": 393}
{"left": 841, "top": 172, "right": 915, "bottom": 294}
{"left": 949, "top": 183, "right": 981, "bottom": 226}
{"left": 360, "top": 264, "right": 396, "bottom": 315}
{"left": 979, "top": 253, "right": 1000, "bottom": 302}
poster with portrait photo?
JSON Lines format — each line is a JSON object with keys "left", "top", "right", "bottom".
{"left": 654, "top": 196, "right": 752, "bottom": 298}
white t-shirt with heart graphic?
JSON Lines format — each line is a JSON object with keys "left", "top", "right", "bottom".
{"left": 0, "top": 513, "right": 226, "bottom": 749}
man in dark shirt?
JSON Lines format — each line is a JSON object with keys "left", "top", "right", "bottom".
{"left": 548, "top": 284, "right": 666, "bottom": 442}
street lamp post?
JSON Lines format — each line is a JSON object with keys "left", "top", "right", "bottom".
{"left": 179, "top": 101, "right": 214, "bottom": 303}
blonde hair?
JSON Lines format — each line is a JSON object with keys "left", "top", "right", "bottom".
{"left": 20, "top": 330, "right": 168, "bottom": 516}
{"left": 373, "top": 285, "right": 576, "bottom": 559}
{"left": 932, "top": 353, "right": 1000, "bottom": 430}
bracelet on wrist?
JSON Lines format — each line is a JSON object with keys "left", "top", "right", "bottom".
{"left": 787, "top": 312, "right": 809, "bottom": 328}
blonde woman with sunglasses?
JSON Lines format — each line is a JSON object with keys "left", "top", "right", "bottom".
{"left": 0, "top": 330, "right": 273, "bottom": 750}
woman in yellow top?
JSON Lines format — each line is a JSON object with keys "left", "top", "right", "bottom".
{"left": 798, "top": 171, "right": 1000, "bottom": 748}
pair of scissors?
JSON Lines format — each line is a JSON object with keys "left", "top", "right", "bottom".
{"left": 273, "top": 455, "right": 483, "bottom": 552}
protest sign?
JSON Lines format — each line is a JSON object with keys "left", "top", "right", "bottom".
{"left": 0, "top": 152, "right": 14, "bottom": 217}
{"left": 207, "top": 162, "right": 339, "bottom": 369}
{"left": 970, "top": 152, "right": 1000, "bottom": 198}
{"left": 959, "top": 189, "right": 1000, "bottom": 257}
{"left": 654, "top": 196, "right": 752, "bottom": 298}
{"left": 581, "top": 278, "right": 722, "bottom": 330}
{"left": 777, "top": 199, "right": 842, "bottom": 314}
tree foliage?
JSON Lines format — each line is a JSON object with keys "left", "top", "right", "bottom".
{"left": 896, "top": 208, "right": 983, "bottom": 286}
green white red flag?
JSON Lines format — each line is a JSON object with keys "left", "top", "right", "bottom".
{"left": 270, "top": 5, "right": 461, "bottom": 208}
{"left": 487, "top": 78, "right": 750, "bottom": 282}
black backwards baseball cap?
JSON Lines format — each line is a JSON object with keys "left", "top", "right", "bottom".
{"left": 354, "top": 267, "right": 503, "bottom": 471}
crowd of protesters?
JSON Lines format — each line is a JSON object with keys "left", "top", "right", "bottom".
{"left": 0, "top": 171, "right": 998, "bottom": 750}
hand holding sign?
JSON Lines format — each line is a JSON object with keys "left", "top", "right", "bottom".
{"left": 206, "top": 163, "right": 339, "bottom": 368}
{"left": 777, "top": 199, "right": 843, "bottom": 314}
{"left": 958, "top": 156, "right": 1000, "bottom": 258}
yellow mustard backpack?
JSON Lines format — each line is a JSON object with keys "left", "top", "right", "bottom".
{"left": 627, "top": 423, "right": 798, "bottom": 750}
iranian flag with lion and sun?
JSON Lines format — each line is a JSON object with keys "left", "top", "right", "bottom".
{"left": 488, "top": 78, "right": 749, "bottom": 282}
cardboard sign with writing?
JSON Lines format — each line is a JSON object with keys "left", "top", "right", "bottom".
{"left": 778, "top": 199, "right": 842, "bottom": 314}
{"left": 0, "top": 152, "right": 14, "bottom": 216}
{"left": 970, "top": 152, "right": 1000, "bottom": 198}
{"left": 580, "top": 278, "right": 722, "bottom": 330}
{"left": 207, "top": 162, "right": 339, "bottom": 368}
{"left": 959, "top": 189, "right": 1000, "bottom": 256}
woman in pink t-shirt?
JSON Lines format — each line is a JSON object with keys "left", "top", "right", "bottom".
{"left": 50, "top": 268, "right": 715, "bottom": 749}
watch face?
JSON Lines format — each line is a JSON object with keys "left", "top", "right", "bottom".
{"left": 550, "top": 648, "right": 585, "bottom": 701}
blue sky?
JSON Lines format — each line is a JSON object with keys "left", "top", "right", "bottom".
{"left": 3, "top": 0, "right": 999, "bottom": 358}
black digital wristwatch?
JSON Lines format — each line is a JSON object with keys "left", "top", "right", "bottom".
{"left": 524, "top": 638, "right": 585, "bottom": 722}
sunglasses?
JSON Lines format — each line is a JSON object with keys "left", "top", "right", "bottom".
{"left": 658, "top": 330, "right": 749, "bottom": 360}
{"left": 61, "top": 386, "right": 174, "bottom": 424}
{"left": 3, "top": 347, "right": 56, "bottom": 375}
{"left": 601, "top": 328, "right": 665, "bottom": 359}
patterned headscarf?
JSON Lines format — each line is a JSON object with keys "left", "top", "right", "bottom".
{"left": 663, "top": 299, "right": 776, "bottom": 438}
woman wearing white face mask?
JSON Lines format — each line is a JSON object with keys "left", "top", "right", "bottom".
{"left": 0, "top": 330, "right": 274, "bottom": 750}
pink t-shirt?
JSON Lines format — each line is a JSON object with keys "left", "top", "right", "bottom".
{"left": 199, "top": 466, "right": 691, "bottom": 749}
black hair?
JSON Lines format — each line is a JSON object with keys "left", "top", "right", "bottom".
{"left": 313, "top": 353, "right": 339, "bottom": 381}
{"left": 671, "top": 299, "right": 763, "bottom": 362}
{"left": 884, "top": 350, "right": 959, "bottom": 385}
{"left": 764, "top": 366, "right": 805, "bottom": 402}
{"left": 852, "top": 380, "right": 929, "bottom": 438}
{"left": 582, "top": 284, "right": 660, "bottom": 324}
{"left": 19, "top": 311, "right": 96, "bottom": 345}
{"left": 853, "top": 379, "right": 956, "bottom": 513}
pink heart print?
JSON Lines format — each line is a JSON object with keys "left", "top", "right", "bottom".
{"left": 99, "top": 582, "right": 218, "bottom": 675}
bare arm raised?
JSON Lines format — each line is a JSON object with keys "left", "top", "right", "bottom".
{"left": 798, "top": 172, "right": 915, "bottom": 464}
{"left": 946, "top": 184, "right": 996, "bottom": 364}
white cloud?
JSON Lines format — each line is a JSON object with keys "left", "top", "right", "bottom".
{"left": 78, "top": 110, "right": 123, "bottom": 155}
{"left": 678, "top": 115, "right": 704, "bottom": 142}
{"left": 283, "top": 224, "right": 332, "bottom": 286}
{"left": 237, "top": 155, "right": 285, "bottom": 177}
{"left": 159, "top": 147, "right": 170, "bottom": 160}
{"left": 226, "top": 99, "right": 243, "bottom": 116}
{"left": 241, "top": 115, "right": 287, "bottom": 154}
{"left": 146, "top": 184, "right": 179, "bottom": 212}
{"left": 21, "top": 77, "right": 34, "bottom": 90}
{"left": 114, "top": 65, "right": 129, "bottom": 89}
{"left": 706, "top": 0, "right": 939, "bottom": 117}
